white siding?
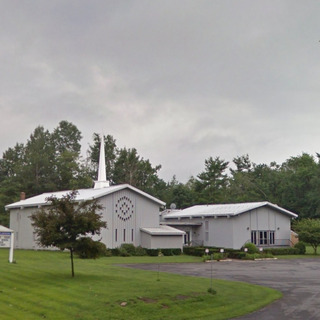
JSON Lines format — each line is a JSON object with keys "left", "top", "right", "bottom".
{"left": 140, "top": 232, "right": 183, "bottom": 249}
{"left": 233, "top": 207, "right": 293, "bottom": 249}
{"left": 99, "top": 189, "right": 162, "bottom": 249}
{"left": 10, "top": 207, "right": 42, "bottom": 249}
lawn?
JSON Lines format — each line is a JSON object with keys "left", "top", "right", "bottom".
{"left": 0, "top": 249, "right": 281, "bottom": 320}
{"left": 276, "top": 245, "right": 320, "bottom": 259}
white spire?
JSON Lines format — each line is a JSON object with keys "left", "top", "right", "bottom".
{"left": 94, "top": 134, "right": 110, "bottom": 189}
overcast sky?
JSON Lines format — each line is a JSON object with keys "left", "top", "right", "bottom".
{"left": 1, "top": 1, "right": 320, "bottom": 182}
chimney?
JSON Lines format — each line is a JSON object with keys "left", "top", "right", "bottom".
{"left": 20, "top": 192, "right": 26, "bottom": 200}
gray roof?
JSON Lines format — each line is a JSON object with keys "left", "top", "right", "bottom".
{"left": 140, "top": 225, "right": 185, "bottom": 236}
{"left": 163, "top": 202, "right": 298, "bottom": 219}
{"left": 5, "top": 184, "right": 165, "bottom": 210}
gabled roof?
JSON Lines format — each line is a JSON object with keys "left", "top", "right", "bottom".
{"left": 163, "top": 202, "right": 298, "bottom": 219}
{"left": 5, "top": 184, "right": 165, "bottom": 210}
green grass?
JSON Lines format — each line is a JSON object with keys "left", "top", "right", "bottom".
{"left": 276, "top": 245, "right": 320, "bottom": 259}
{"left": 0, "top": 249, "right": 281, "bottom": 320}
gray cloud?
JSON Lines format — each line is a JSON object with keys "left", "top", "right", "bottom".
{"left": 1, "top": 1, "right": 320, "bottom": 182}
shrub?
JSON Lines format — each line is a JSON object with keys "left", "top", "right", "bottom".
{"left": 75, "top": 238, "right": 107, "bottom": 259}
{"left": 161, "top": 248, "right": 182, "bottom": 256}
{"left": 243, "top": 243, "right": 259, "bottom": 254}
{"left": 110, "top": 248, "right": 120, "bottom": 256}
{"left": 105, "top": 249, "right": 112, "bottom": 257}
{"left": 135, "top": 246, "right": 147, "bottom": 256}
{"left": 120, "top": 244, "right": 136, "bottom": 256}
{"left": 144, "top": 248, "right": 181, "bottom": 256}
{"left": 294, "top": 242, "right": 306, "bottom": 254}
{"left": 202, "top": 254, "right": 210, "bottom": 262}
{"left": 207, "top": 287, "right": 217, "bottom": 295}
{"left": 263, "top": 247, "right": 300, "bottom": 255}
{"left": 242, "top": 253, "right": 260, "bottom": 260}
{"left": 184, "top": 247, "right": 206, "bottom": 256}
{"left": 145, "top": 249, "right": 159, "bottom": 256}
{"left": 213, "top": 253, "right": 224, "bottom": 261}
{"left": 228, "top": 251, "right": 246, "bottom": 259}
{"left": 119, "top": 247, "right": 130, "bottom": 257}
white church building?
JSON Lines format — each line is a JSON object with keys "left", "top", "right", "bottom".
{"left": 6, "top": 138, "right": 185, "bottom": 250}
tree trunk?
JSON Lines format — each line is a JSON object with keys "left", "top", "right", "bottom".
{"left": 70, "top": 248, "right": 75, "bottom": 277}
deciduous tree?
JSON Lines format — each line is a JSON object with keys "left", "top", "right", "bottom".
{"left": 31, "top": 191, "right": 107, "bottom": 277}
{"left": 294, "top": 218, "right": 320, "bottom": 254}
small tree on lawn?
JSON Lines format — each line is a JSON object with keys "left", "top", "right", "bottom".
{"left": 31, "top": 190, "right": 107, "bottom": 277}
{"left": 294, "top": 218, "right": 320, "bottom": 255}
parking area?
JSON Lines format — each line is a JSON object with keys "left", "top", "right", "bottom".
{"left": 125, "top": 258, "right": 320, "bottom": 319}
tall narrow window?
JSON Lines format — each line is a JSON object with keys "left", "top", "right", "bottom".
{"left": 131, "top": 229, "right": 134, "bottom": 242}
{"left": 115, "top": 229, "right": 118, "bottom": 242}
{"left": 269, "top": 231, "right": 275, "bottom": 245}
{"left": 123, "top": 229, "right": 126, "bottom": 242}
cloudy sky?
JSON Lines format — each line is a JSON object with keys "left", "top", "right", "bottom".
{"left": 1, "top": 1, "right": 320, "bottom": 182}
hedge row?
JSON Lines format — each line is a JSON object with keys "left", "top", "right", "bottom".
{"left": 183, "top": 246, "right": 238, "bottom": 257}
{"left": 184, "top": 243, "right": 305, "bottom": 259}
{"left": 263, "top": 247, "right": 300, "bottom": 255}
{"left": 109, "top": 244, "right": 182, "bottom": 257}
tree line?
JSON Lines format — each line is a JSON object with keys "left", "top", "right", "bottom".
{"left": 1, "top": 120, "right": 320, "bottom": 226}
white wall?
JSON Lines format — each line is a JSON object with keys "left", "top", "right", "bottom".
{"left": 10, "top": 207, "right": 43, "bottom": 249}
{"left": 140, "top": 232, "right": 183, "bottom": 249}
{"left": 99, "top": 189, "right": 162, "bottom": 249}
{"left": 233, "top": 207, "right": 293, "bottom": 249}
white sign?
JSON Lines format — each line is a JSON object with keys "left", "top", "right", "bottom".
{"left": 0, "top": 232, "right": 11, "bottom": 248}
{"left": 0, "top": 227, "right": 14, "bottom": 263}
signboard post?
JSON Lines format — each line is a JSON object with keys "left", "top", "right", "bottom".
{"left": 0, "top": 226, "right": 14, "bottom": 263}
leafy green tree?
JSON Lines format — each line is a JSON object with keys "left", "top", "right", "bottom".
{"left": 88, "top": 133, "right": 117, "bottom": 183}
{"left": 0, "top": 143, "right": 25, "bottom": 179}
{"left": 52, "top": 120, "right": 82, "bottom": 155}
{"left": 23, "top": 126, "right": 56, "bottom": 195}
{"left": 227, "top": 154, "right": 284, "bottom": 204}
{"left": 0, "top": 122, "right": 92, "bottom": 207}
{"left": 113, "top": 147, "right": 162, "bottom": 194}
{"left": 161, "top": 176, "right": 194, "bottom": 209}
{"left": 294, "top": 219, "right": 320, "bottom": 254}
{"left": 0, "top": 143, "right": 26, "bottom": 225}
{"left": 31, "top": 191, "right": 107, "bottom": 277}
{"left": 230, "top": 154, "right": 252, "bottom": 175}
{"left": 279, "top": 153, "right": 319, "bottom": 218}
{"left": 195, "top": 156, "right": 229, "bottom": 204}
{"left": 51, "top": 121, "right": 91, "bottom": 190}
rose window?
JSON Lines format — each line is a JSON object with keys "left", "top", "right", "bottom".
{"left": 115, "top": 196, "right": 134, "bottom": 221}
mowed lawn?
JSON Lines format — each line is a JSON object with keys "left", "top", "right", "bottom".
{"left": 0, "top": 249, "right": 281, "bottom": 320}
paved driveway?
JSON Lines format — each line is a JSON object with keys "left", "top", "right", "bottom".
{"left": 125, "top": 258, "right": 320, "bottom": 319}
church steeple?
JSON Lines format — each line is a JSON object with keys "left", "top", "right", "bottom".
{"left": 94, "top": 135, "right": 110, "bottom": 189}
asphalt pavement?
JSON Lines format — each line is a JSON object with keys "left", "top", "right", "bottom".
{"left": 124, "top": 258, "right": 320, "bottom": 319}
